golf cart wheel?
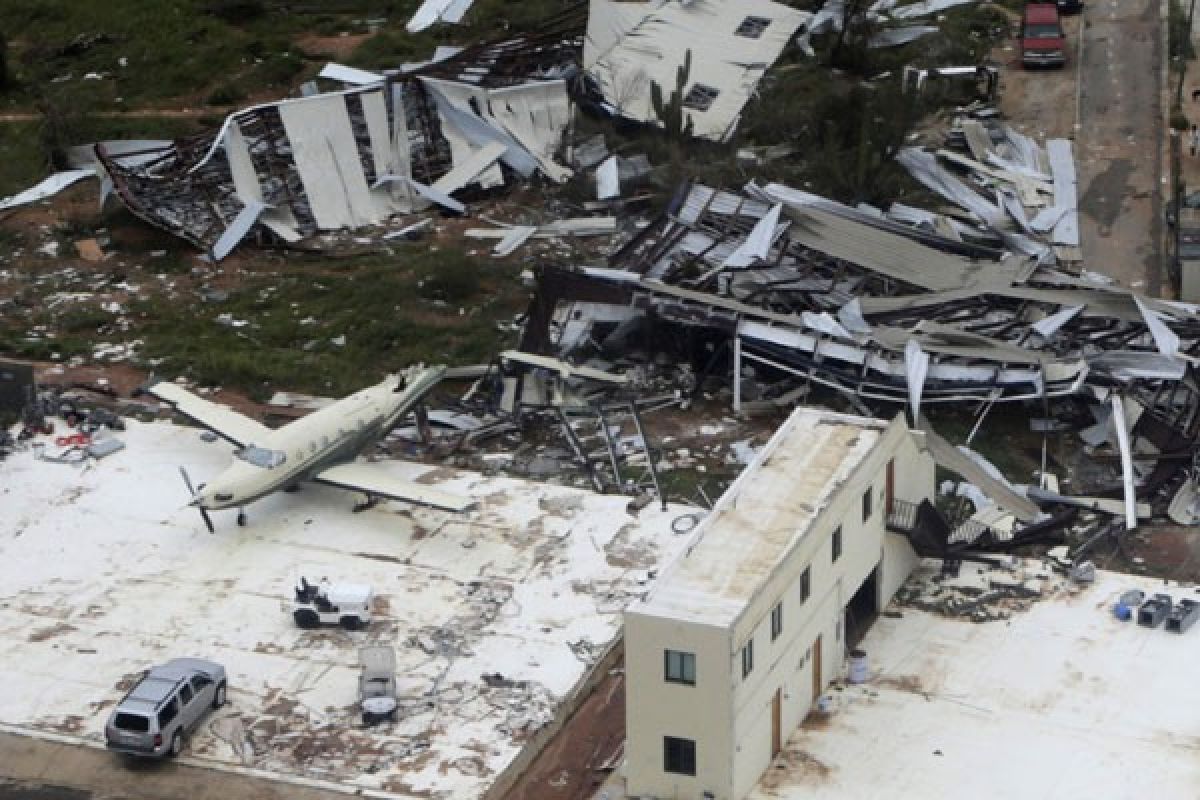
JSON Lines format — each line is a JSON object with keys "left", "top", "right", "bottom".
{"left": 169, "top": 731, "right": 183, "bottom": 757}
{"left": 293, "top": 608, "right": 320, "bottom": 629}
{"left": 212, "top": 681, "right": 227, "bottom": 709}
{"left": 339, "top": 615, "right": 363, "bottom": 631}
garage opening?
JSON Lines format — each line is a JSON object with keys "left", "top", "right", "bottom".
{"left": 844, "top": 565, "right": 879, "bottom": 648}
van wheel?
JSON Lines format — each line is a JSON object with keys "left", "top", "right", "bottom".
{"left": 169, "top": 731, "right": 183, "bottom": 757}
{"left": 340, "top": 615, "right": 363, "bottom": 631}
{"left": 213, "top": 681, "right": 227, "bottom": 709}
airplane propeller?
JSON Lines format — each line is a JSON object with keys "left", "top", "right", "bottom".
{"left": 178, "top": 466, "right": 215, "bottom": 534}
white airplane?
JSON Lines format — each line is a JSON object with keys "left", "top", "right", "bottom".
{"left": 146, "top": 365, "right": 472, "bottom": 532}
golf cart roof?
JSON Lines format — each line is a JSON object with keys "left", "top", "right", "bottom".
{"left": 326, "top": 583, "right": 373, "bottom": 606}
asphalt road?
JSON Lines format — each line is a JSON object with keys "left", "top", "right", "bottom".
{"left": 1074, "top": 0, "right": 1163, "bottom": 292}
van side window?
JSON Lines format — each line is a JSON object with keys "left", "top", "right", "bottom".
{"left": 157, "top": 697, "right": 179, "bottom": 727}
{"left": 179, "top": 684, "right": 194, "bottom": 706}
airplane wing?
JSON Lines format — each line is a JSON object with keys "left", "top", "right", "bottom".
{"left": 313, "top": 462, "right": 473, "bottom": 512}
{"left": 146, "top": 382, "right": 273, "bottom": 448}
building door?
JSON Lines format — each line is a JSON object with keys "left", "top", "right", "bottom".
{"left": 771, "top": 688, "right": 782, "bottom": 757}
{"left": 812, "top": 635, "right": 823, "bottom": 703}
{"left": 885, "top": 458, "right": 895, "bottom": 515}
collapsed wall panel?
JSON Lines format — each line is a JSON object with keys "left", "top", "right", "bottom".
{"left": 96, "top": 8, "right": 588, "bottom": 256}
{"left": 279, "top": 94, "right": 383, "bottom": 230}
{"left": 585, "top": 0, "right": 808, "bottom": 141}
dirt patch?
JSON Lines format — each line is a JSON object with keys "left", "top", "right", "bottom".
{"left": 875, "top": 674, "right": 926, "bottom": 695}
{"left": 761, "top": 748, "right": 833, "bottom": 787}
{"left": 499, "top": 664, "right": 625, "bottom": 800}
{"left": 355, "top": 551, "right": 408, "bottom": 565}
{"left": 294, "top": 33, "right": 372, "bottom": 61}
{"left": 800, "top": 709, "right": 833, "bottom": 730}
{"left": 28, "top": 622, "right": 76, "bottom": 642}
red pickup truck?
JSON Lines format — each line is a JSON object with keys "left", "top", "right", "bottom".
{"left": 1021, "top": 3, "right": 1067, "bottom": 68}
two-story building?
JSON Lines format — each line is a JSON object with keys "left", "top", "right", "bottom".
{"left": 624, "top": 408, "right": 934, "bottom": 800}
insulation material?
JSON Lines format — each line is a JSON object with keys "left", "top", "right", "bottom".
{"left": 1134, "top": 295, "right": 1181, "bottom": 358}
{"left": 318, "top": 63, "right": 385, "bottom": 85}
{"left": 895, "top": 147, "right": 1004, "bottom": 226}
{"left": 838, "top": 298, "right": 872, "bottom": 335}
{"left": 389, "top": 83, "right": 417, "bottom": 211}
{"left": 432, "top": 142, "right": 508, "bottom": 194}
{"left": 596, "top": 156, "right": 620, "bottom": 200}
{"left": 421, "top": 78, "right": 533, "bottom": 186}
{"left": 1031, "top": 305, "right": 1085, "bottom": 339}
{"left": 405, "top": 178, "right": 467, "bottom": 213}
{"left": 586, "top": 0, "right": 809, "bottom": 141}
{"left": 407, "top": 0, "right": 476, "bottom": 32}
{"left": 960, "top": 120, "right": 994, "bottom": 162}
{"left": 362, "top": 91, "right": 396, "bottom": 184}
{"left": 260, "top": 211, "right": 303, "bottom": 243}
{"left": 887, "top": 0, "right": 979, "bottom": 18}
{"left": 905, "top": 339, "right": 930, "bottom": 423}
{"left": 421, "top": 79, "right": 508, "bottom": 188}
{"left": 1046, "top": 138, "right": 1079, "bottom": 246}
{"left": 493, "top": 226, "right": 538, "bottom": 257}
{"left": 1111, "top": 394, "right": 1138, "bottom": 530}
{"left": 224, "top": 120, "right": 262, "bottom": 204}
{"left": 723, "top": 203, "right": 783, "bottom": 268}
{"left": 278, "top": 94, "right": 380, "bottom": 229}
{"left": 869, "top": 25, "right": 938, "bottom": 47}
{"left": 213, "top": 200, "right": 267, "bottom": 261}
{"left": 0, "top": 170, "right": 93, "bottom": 210}
{"left": 584, "top": 0, "right": 656, "bottom": 69}
{"left": 66, "top": 140, "right": 173, "bottom": 172}
{"left": 487, "top": 82, "right": 573, "bottom": 183}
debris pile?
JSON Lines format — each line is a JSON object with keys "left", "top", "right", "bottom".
{"left": 892, "top": 558, "right": 1056, "bottom": 622}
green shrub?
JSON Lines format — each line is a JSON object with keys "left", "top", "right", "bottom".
{"left": 205, "top": 83, "right": 245, "bottom": 106}
{"left": 418, "top": 253, "right": 482, "bottom": 304}
{"left": 201, "top": 0, "right": 265, "bottom": 24}
{"left": 1171, "top": 0, "right": 1196, "bottom": 61}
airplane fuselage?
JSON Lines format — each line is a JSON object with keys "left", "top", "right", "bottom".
{"left": 192, "top": 367, "right": 445, "bottom": 511}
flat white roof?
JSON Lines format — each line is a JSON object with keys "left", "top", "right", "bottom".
{"left": 749, "top": 562, "right": 1200, "bottom": 799}
{"left": 634, "top": 409, "right": 885, "bottom": 627}
{"left": 0, "top": 419, "right": 696, "bottom": 798}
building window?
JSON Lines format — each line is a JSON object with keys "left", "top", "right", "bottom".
{"left": 664, "top": 649, "right": 696, "bottom": 685}
{"left": 862, "top": 488, "right": 873, "bottom": 522}
{"left": 664, "top": 736, "right": 697, "bottom": 776}
{"left": 770, "top": 603, "right": 783, "bottom": 641}
{"left": 800, "top": 566, "right": 811, "bottom": 604}
{"left": 735, "top": 15, "right": 772, "bottom": 38}
{"left": 683, "top": 84, "right": 720, "bottom": 111}
{"left": 832, "top": 526, "right": 842, "bottom": 562}
{"left": 741, "top": 639, "right": 754, "bottom": 678}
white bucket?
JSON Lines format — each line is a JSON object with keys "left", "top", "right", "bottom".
{"left": 848, "top": 649, "right": 868, "bottom": 684}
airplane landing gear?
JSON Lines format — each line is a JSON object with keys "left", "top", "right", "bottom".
{"left": 237, "top": 509, "right": 247, "bottom": 526}
{"left": 353, "top": 493, "right": 378, "bottom": 513}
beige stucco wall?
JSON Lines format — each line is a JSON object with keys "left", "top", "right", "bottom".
{"left": 625, "top": 415, "right": 935, "bottom": 800}
{"left": 625, "top": 612, "right": 732, "bottom": 799}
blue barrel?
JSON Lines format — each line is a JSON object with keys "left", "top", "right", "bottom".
{"left": 1113, "top": 602, "right": 1132, "bottom": 621}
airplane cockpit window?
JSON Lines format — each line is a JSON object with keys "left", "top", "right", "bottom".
{"left": 235, "top": 445, "right": 286, "bottom": 469}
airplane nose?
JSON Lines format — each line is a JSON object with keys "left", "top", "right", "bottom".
{"left": 188, "top": 490, "right": 232, "bottom": 509}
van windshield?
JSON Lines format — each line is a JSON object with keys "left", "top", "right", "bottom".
{"left": 113, "top": 712, "right": 150, "bottom": 732}
{"left": 1024, "top": 24, "right": 1062, "bottom": 38}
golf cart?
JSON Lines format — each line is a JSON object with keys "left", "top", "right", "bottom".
{"left": 358, "top": 645, "right": 398, "bottom": 726}
{"left": 292, "top": 577, "right": 373, "bottom": 630}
